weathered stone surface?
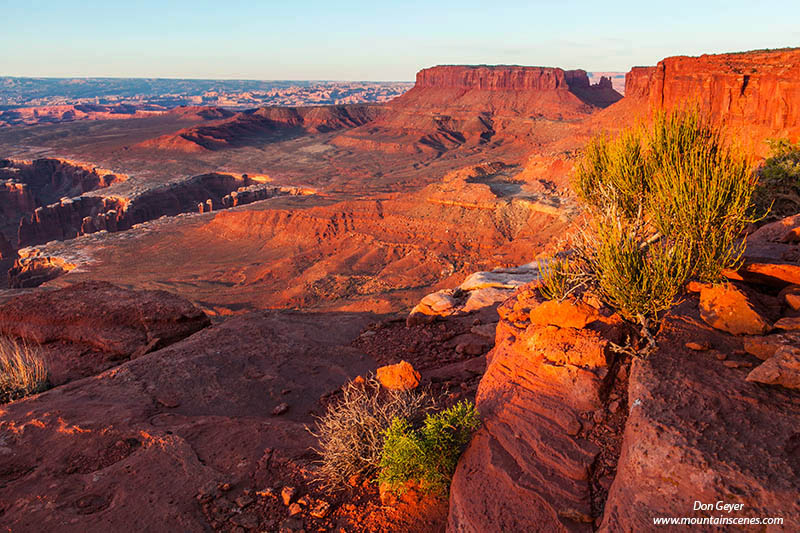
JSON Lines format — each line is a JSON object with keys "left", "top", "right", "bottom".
{"left": 0, "top": 310, "right": 376, "bottom": 532}
{"left": 746, "top": 346, "right": 800, "bottom": 390}
{"left": 448, "top": 286, "right": 624, "bottom": 532}
{"left": 699, "top": 283, "right": 771, "bottom": 335}
{"left": 627, "top": 49, "right": 800, "bottom": 144}
{"left": 459, "top": 269, "right": 538, "bottom": 291}
{"left": 461, "top": 287, "right": 510, "bottom": 314}
{"left": 376, "top": 360, "right": 421, "bottom": 391}
{"left": 780, "top": 285, "right": 800, "bottom": 311}
{"left": 774, "top": 316, "right": 800, "bottom": 331}
{"left": 0, "top": 281, "right": 210, "bottom": 384}
{"left": 600, "top": 304, "right": 800, "bottom": 531}
{"left": 528, "top": 298, "right": 602, "bottom": 329}
{"left": 743, "top": 333, "right": 800, "bottom": 360}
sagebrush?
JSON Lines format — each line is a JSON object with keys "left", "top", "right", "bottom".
{"left": 560, "top": 109, "right": 759, "bottom": 326}
{"left": 378, "top": 400, "right": 480, "bottom": 495}
{"left": 0, "top": 337, "right": 49, "bottom": 404}
{"left": 310, "top": 375, "right": 432, "bottom": 491}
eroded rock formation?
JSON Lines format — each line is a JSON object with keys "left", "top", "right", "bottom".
{"left": 449, "top": 288, "right": 626, "bottom": 531}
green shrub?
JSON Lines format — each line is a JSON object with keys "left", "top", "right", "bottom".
{"left": 574, "top": 130, "right": 648, "bottom": 219}
{"left": 584, "top": 215, "right": 692, "bottom": 323}
{"left": 378, "top": 400, "right": 480, "bottom": 495}
{"left": 310, "top": 375, "right": 432, "bottom": 491}
{"left": 538, "top": 256, "right": 579, "bottom": 301}
{"left": 754, "top": 138, "right": 800, "bottom": 218}
{"left": 0, "top": 337, "right": 49, "bottom": 404}
{"left": 566, "top": 109, "right": 758, "bottom": 324}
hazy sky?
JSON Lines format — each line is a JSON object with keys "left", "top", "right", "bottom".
{"left": 2, "top": 0, "right": 799, "bottom": 80}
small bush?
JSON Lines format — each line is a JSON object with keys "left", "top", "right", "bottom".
{"left": 583, "top": 214, "right": 692, "bottom": 323}
{"left": 378, "top": 400, "right": 480, "bottom": 495}
{"left": 566, "top": 109, "right": 759, "bottom": 324}
{"left": 754, "top": 138, "right": 800, "bottom": 218}
{"left": 0, "top": 337, "right": 49, "bottom": 404}
{"left": 311, "top": 375, "right": 432, "bottom": 491}
{"left": 538, "top": 256, "right": 579, "bottom": 301}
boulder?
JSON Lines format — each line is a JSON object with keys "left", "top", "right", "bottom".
{"left": 743, "top": 333, "right": 800, "bottom": 360}
{"left": 528, "top": 298, "right": 602, "bottom": 329}
{"left": 376, "top": 360, "right": 421, "bottom": 391}
{"left": 458, "top": 269, "right": 538, "bottom": 291}
{"left": 599, "top": 304, "right": 800, "bottom": 531}
{"left": 780, "top": 285, "right": 800, "bottom": 311}
{"left": 699, "top": 283, "right": 771, "bottom": 335}
{"left": 774, "top": 316, "right": 800, "bottom": 331}
{"left": 746, "top": 346, "right": 800, "bottom": 390}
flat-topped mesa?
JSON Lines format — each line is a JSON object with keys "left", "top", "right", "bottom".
{"left": 414, "top": 65, "right": 569, "bottom": 91}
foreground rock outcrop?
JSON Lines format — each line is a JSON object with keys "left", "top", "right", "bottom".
{"left": 0, "top": 310, "right": 376, "bottom": 531}
{"left": 448, "top": 287, "right": 626, "bottom": 531}
{"left": 600, "top": 300, "right": 800, "bottom": 531}
{"left": 0, "top": 281, "right": 210, "bottom": 384}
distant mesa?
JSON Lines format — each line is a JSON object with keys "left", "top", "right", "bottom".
{"left": 332, "top": 64, "right": 622, "bottom": 155}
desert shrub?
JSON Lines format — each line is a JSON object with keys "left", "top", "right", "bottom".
{"left": 311, "top": 375, "right": 432, "bottom": 491}
{"left": 574, "top": 130, "right": 648, "bottom": 219}
{"left": 645, "top": 111, "right": 756, "bottom": 282}
{"left": 582, "top": 214, "right": 692, "bottom": 323}
{"left": 538, "top": 256, "right": 579, "bottom": 301}
{"left": 565, "top": 109, "right": 758, "bottom": 324}
{"left": 0, "top": 337, "right": 49, "bottom": 404}
{"left": 378, "top": 400, "right": 480, "bottom": 495}
{"left": 754, "top": 138, "right": 800, "bottom": 218}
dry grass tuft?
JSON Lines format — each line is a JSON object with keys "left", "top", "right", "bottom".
{"left": 310, "top": 374, "right": 433, "bottom": 491}
{"left": 0, "top": 337, "right": 49, "bottom": 404}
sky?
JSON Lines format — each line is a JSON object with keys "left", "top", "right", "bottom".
{"left": 1, "top": 0, "right": 799, "bottom": 81}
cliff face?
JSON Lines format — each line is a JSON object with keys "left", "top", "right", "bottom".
{"left": 15, "top": 173, "right": 307, "bottom": 249}
{"left": 415, "top": 65, "right": 568, "bottom": 91}
{"left": 622, "top": 48, "right": 800, "bottom": 142}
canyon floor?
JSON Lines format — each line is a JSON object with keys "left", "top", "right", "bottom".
{"left": 1, "top": 51, "right": 799, "bottom": 532}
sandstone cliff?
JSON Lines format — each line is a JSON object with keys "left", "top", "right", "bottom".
{"left": 618, "top": 48, "right": 800, "bottom": 147}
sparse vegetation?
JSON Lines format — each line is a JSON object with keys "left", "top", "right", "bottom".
{"left": 538, "top": 256, "right": 579, "bottom": 301}
{"left": 754, "top": 138, "right": 800, "bottom": 218}
{"left": 0, "top": 337, "right": 49, "bottom": 404}
{"left": 311, "top": 375, "right": 432, "bottom": 491}
{"left": 378, "top": 400, "right": 480, "bottom": 495}
{"left": 550, "top": 109, "right": 759, "bottom": 335}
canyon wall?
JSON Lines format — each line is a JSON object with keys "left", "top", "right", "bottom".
{"left": 414, "top": 65, "right": 568, "bottom": 91}
{"left": 16, "top": 173, "right": 307, "bottom": 248}
{"left": 622, "top": 48, "right": 800, "bottom": 143}
{"left": 335, "top": 65, "right": 621, "bottom": 155}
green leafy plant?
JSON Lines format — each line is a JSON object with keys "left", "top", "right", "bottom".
{"left": 378, "top": 400, "right": 480, "bottom": 495}
{"left": 310, "top": 375, "right": 432, "bottom": 491}
{"left": 0, "top": 337, "right": 49, "bottom": 404}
